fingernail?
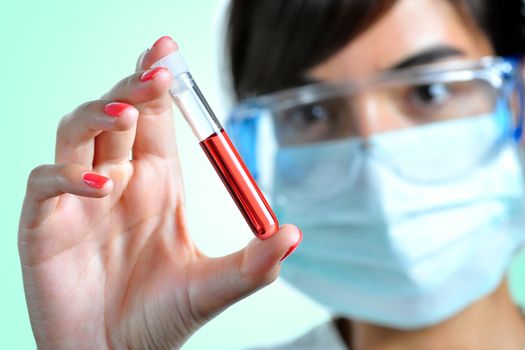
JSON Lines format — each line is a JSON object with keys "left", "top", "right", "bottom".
{"left": 140, "top": 67, "right": 165, "bottom": 82}
{"left": 280, "top": 230, "right": 302, "bottom": 262}
{"left": 104, "top": 102, "right": 132, "bottom": 117}
{"left": 83, "top": 173, "right": 109, "bottom": 189}
{"left": 151, "top": 35, "right": 173, "bottom": 49}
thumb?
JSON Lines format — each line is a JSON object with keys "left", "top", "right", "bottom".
{"left": 191, "top": 224, "right": 302, "bottom": 317}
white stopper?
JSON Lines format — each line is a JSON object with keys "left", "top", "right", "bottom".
{"left": 151, "top": 50, "right": 189, "bottom": 77}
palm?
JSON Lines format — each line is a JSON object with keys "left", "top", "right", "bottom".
{"left": 20, "top": 153, "right": 206, "bottom": 347}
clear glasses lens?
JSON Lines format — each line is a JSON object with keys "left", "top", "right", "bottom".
{"left": 227, "top": 58, "right": 522, "bottom": 193}
{"left": 272, "top": 78, "right": 499, "bottom": 147}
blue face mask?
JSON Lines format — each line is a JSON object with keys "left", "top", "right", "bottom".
{"left": 275, "top": 113, "right": 525, "bottom": 329}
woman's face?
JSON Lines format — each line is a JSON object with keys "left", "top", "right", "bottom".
{"left": 273, "top": 0, "right": 525, "bottom": 332}
{"left": 306, "top": 0, "right": 494, "bottom": 135}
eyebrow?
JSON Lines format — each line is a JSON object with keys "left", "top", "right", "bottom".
{"left": 299, "top": 45, "right": 465, "bottom": 86}
{"left": 389, "top": 45, "right": 464, "bottom": 71}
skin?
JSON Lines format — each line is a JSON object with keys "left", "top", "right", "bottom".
{"left": 308, "top": 0, "right": 525, "bottom": 349}
{"left": 18, "top": 37, "right": 301, "bottom": 349}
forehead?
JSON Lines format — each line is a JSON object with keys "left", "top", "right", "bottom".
{"left": 308, "top": 0, "right": 492, "bottom": 81}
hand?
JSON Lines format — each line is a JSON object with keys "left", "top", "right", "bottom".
{"left": 18, "top": 36, "right": 302, "bottom": 350}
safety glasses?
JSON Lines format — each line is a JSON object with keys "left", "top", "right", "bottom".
{"left": 226, "top": 57, "right": 524, "bottom": 192}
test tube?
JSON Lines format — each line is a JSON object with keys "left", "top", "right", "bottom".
{"left": 152, "top": 50, "right": 279, "bottom": 240}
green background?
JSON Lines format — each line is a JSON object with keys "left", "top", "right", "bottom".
{"left": 0, "top": 1, "right": 523, "bottom": 349}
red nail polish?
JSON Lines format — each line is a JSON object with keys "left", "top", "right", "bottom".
{"left": 104, "top": 102, "right": 132, "bottom": 117}
{"left": 152, "top": 35, "right": 173, "bottom": 49}
{"left": 280, "top": 230, "right": 303, "bottom": 262}
{"left": 83, "top": 173, "right": 109, "bottom": 189}
{"left": 140, "top": 67, "right": 165, "bottom": 82}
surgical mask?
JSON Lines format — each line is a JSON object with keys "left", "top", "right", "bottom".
{"left": 226, "top": 57, "right": 525, "bottom": 328}
{"left": 275, "top": 113, "right": 525, "bottom": 329}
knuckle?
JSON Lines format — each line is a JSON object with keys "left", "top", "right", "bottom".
{"left": 75, "top": 99, "right": 94, "bottom": 111}
{"left": 27, "top": 165, "right": 49, "bottom": 191}
{"left": 56, "top": 100, "right": 99, "bottom": 144}
{"left": 123, "top": 74, "right": 135, "bottom": 92}
{"left": 56, "top": 113, "right": 76, "bottom": 147}
{"left": 27, "top": 164, "right": 74, "bottom": 194}
{"left": 102, "top": 75, "right": 133, "bottom": 101}
{"left": 135, "top": 50, "right": 147, "bottom": 71}
{"left": 74, "top": 100, "right": 101, "bottom": 121}
{"left": 59, "top": 100, "right": 97, "bottom": 125}
{"left": 56, "top": 113, "right": 71, "bottom": 136}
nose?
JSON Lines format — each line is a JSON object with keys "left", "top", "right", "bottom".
{"left": 352, "top": 91, "right": 413, "bottom": 137}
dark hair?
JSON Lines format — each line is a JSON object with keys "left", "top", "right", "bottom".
{"left": 226, "top": 0, "right": 525, "bottom": 101}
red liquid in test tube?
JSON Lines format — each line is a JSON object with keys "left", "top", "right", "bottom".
{"left": 152, "top": 50, "right": 279, "bottom": 240}
{"left": 200, "top": 130, "right": 278, "bottom": 238}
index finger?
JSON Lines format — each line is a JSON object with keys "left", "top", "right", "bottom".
{"left": 138, "top": 36, "right": 179, "bottom": 71}
{"left": 103, "top": 36, "right": 180, "bottom": 161}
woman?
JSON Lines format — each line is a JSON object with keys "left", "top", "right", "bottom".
{"left": 18, "top": 0, "right": 525, "bottom": 349}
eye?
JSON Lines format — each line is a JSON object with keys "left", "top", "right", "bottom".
{"left": 275, "top": 98, "right": 351, "bottom": 146}
{"left": 409, "top": 83, "right": 452, "bottom": 107}
{"left": 288, "top": 103, "right": 330, "bottom": 126}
